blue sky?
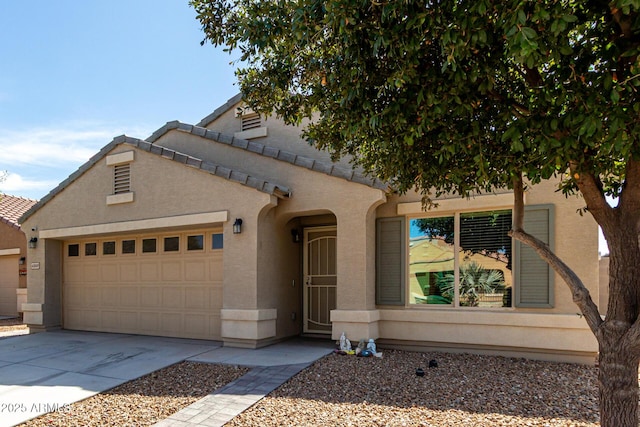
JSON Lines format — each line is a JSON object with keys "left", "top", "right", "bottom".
{"left": 0, "top": 1, "right": 238, "bottom": 201}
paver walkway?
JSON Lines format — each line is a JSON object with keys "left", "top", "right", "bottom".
{"left": 154, "top": 338, "right": 334, "bottom": 427}
{"left": 154, "top": 363, "right": 311, "bottom": 427}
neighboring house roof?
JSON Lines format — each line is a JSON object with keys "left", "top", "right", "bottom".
{"left": 147, "top": 121, "right": 388, "bottom": 191}
{"left": 0, "top": 194, "right": 37, "bottom": 230}
{"left": 20, "top": 135, "right": 292, "bottom": 223}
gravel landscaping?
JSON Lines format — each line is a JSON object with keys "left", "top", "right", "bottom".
{"left": 229, "top": 350, "right": 601, "bottom": 427}
{"left": 18, "top": 362, "right": 249, "bottom": 427}
{"left": 14, "top": 347, "right": 603, "bottom": 427}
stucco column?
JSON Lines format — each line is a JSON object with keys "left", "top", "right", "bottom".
{"left": 331, "top": 193, "right": 386, "bottom": 341}
{"left": 221, "top": 195, "right": 280, "bottom": 348}
{"left": 22, "top": 239, "right": 62, "bottom": 331}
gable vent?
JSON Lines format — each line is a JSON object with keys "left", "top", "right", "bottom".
{"left": 113, "top": 163, "right": 131, "bottom": 194}
{"left": 241, "top": 113, "right": 261, "bottom": 131}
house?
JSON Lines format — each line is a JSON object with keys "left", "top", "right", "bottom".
{"left": 19, "top": 94, "right": 599, "bottom": 363}
{"left": 0, "top": 194, "right": 37, "bottom": 317}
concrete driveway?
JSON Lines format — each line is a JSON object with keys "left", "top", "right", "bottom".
{"left": 0, "top": 330, "right": 221, "bottom": 427}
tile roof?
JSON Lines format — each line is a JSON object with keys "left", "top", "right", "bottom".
{"left": 0, "top": 194, "right": 38, "bottom": 229}
{"left": 196, "top": 93, "right": 243, "bottom": 128}
{"left": 19, "top": 135, "right": 291, "bottom": 223}
{"left": 147, "top": 121, "right": 389, "bottom": 191}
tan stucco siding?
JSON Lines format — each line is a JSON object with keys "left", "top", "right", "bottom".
{"left": 200, "top": 104, "right": 352, "bottom": 168}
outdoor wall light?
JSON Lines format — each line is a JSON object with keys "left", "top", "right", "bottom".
{"left": 28, "top": 237, "right": 38, "bottom": 249}
{"left": 233, "top": 218, "right": 243, "bottom": 234}
{"left": 291, "top": 229, "right": 300, "bottom": 243}
{"left": 19, "top": 257, "right": 25, "bottom": 265}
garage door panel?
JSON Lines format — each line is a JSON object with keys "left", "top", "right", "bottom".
{"left": 161, "top": 313, "right": 183, "bottom": 333}
{"left": 139, "top": 312, "right": 159, "bottom": 331}
{"left": 120, "top": 287, "right": 140, "bottom": 307}
{"left": 119, "top": 263, "right": 138, "bottom": 281}
{"left": 101, "top": 311, "right": 119, "bottom": 328}
{"left": 140, "top": 287, "right": 160, "bottom": 308}
{"left": 162, "top": 287, "right": 183, "bottom": 309}
{"left": 100, "top": 264, "right": 118, "bottom": 281}
{"left": 120, "top": 311, "right": 139, "bottom": 330}
{"left": 85, "top": 286, "right": 102, "bottom": 308}
{"left": 100, "top": 287, "right": 119, "bottom": 307}
{"left": 64, "top": 231, "right": 223, "bottom": 340}
{"left": 140, "top": 262, "right": 159, "bottom": 281}
{"left": 185, "top": 287, "right": 207, "bottom": 310}
{"left": 161, "top": 261, "right": 182, "bottom": 281}
{"left": 66, "top": 264, "right": 83, "bottom": 283}
{"left": 185, "top": 260, "right": 207, "bottom": 281}
{"left": 83, "top": 263, "right": 99, "bottom": 282}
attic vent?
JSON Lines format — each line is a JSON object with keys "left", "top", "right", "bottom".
{"left": 241, "top": 113, "right": 261, "bottom": 131}
{"left": 113, "top": 163, "right": 131, "bottom": 194}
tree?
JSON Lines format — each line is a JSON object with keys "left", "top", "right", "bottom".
{"left": 191, "top": 0, "right": 640, "bottom": 425}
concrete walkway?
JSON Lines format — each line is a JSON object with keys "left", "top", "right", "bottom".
{"left": 0, "top": 331, "right": 334, "bottom": 427}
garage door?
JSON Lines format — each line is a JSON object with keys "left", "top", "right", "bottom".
{"left": 63, "top": 229, "right": 223, "bottom": 340}
{"left": 0, "top": 254, "right": 19, "bottom": 316}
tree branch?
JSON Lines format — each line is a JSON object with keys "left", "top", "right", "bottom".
{"left": 512, "top": 172, "right": 524, "bottom": 231}
{"left": 510, "top": 229, "right": 604, "bottom": 339}
{"left": 619, "top": 157, "right": 640, "bottom": 213}
{"left": 569, "top": 162, "right": 613, "bottom": 226}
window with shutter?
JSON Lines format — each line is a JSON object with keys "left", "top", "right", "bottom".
{"left": 515, "top": 205, "right": 555, "bottom": 307}
{"left": 376, "top": 217, "right": 406, "bottom": 305}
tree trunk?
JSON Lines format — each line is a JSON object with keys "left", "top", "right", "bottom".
{"left": 598, "top": 343, "right": 638, "bottom": 427}
{"left": 598, "top": 220, "right": 640, "bottom": 427}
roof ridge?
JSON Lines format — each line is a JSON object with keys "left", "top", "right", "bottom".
{"left": 146, "top": 121, "right": 388, "bottom": 191}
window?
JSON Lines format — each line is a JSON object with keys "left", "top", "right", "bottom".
{"left": 142, "top": 238, "right": 157, "bottom": 253}
{"left": 113, "top": 163, "right": 131, "bottom": 194}
{"left": 103, "top": 241, "right": 116, "bottom": 255}
{"left": 68, "top": 244, "right": 79, "bottom": 257}
{"left": 187, "top": 235, "right": 204, "bottom": 251}
{"left": 212, "top": 233, "right": 223, "bottom": 250}
{"left": 164, "top": 236, "right": 179, "bottom": 252}
{"left": 122, "top": 239, "right": 136, "bottom": 254}
{"left": 85, "top": 242, "right": 97, "bottom": 256}
{"left": 409, "top": 210, "right": 512, "bottom": 308}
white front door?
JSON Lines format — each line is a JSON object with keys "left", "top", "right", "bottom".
{"left": 303, "top": 226, "right": 337, "bottom": 334}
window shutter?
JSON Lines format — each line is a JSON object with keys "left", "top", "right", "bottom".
{"left": 515, "top": 204, "right": 555, "bottom": 307}
{"left": 376, "top": 217, "right": 406, "bottom": 305}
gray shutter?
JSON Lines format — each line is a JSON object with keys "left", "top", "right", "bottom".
{"left": 515, "top": 204, "right": 555, "bottom": 307}
{"left": 376, "top": 217, "right": 406, "bottom": 305}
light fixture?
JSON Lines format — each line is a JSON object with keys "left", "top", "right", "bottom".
{"left": 291, "top": 229, "right": 300, "bottom": 243}
{"left": 233, "top": 218, "right": 243, "bottom": 234}
{"left": 19, "top": 257, "right": 25, "bottom": 265}
{"left": 28, "top": 237, "right": 38, "bottom": 249}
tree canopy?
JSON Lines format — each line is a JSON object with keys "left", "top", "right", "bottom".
{"left": 191, "top": 1, "right": 640, "bottom": 425}
{"left": 192, "top": 0, "right": 639, "bottom": 202}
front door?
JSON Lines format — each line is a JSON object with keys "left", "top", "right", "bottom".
{"left": 303, "top": 226, "right": 337, "bottom": 334}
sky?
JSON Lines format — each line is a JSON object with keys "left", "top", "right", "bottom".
{"left": 0, "top": 1, "right": 239, "bottom": 201}
{"left": 0, "top": 1, "right": 610, "bottom": 253}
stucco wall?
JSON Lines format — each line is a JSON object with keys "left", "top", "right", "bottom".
{"left": 0, "top": 223, "right": 27, "bottom": 289}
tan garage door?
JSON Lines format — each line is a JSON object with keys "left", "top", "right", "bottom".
{"left": 0, "top": 255, "right": 19, "bottom": 316}
{"left": 63, "top": 229, "right": 223, "bottom": 340}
